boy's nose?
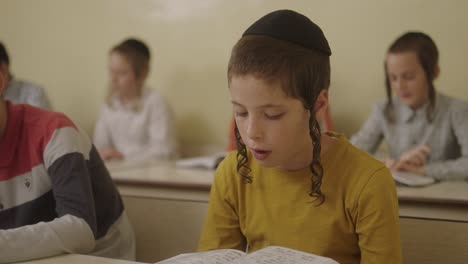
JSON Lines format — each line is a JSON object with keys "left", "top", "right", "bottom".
{"left": 396, "top": 79, "right": 406, "bottom": 90}
{"left": 246, "top": 118, "right": 262, "bottom": 140}
{"left": 110, "top": 76, "right": 119, "bottom": 87}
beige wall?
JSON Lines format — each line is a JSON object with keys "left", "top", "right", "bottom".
{"left": 1, "top": 0, "right": 467, "bottom": 149}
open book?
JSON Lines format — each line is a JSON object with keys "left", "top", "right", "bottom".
{"left": 175, "top": 152, "right": 227, "bottom": 170}
{"left": 155, "top": 246, "right": 339, "bottom": 264}
{"left": 391, "top": 170, "right": 435, "bottom": 187}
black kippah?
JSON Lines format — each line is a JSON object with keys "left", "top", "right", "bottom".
{"left": 243, "top": 9, "right": 331, "bottom": 56}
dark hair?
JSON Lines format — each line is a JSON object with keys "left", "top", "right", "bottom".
{"left": 0, "top": 42, "right": 10, "bottom": 65}
{"left": 228, "top": 35, "right": 330, "bottom": 204}
{"left": 111, "top": 38, "right": 150, "bottom": 78}
{"left": 384, "top": 32, "right": 438, "bottom": 122}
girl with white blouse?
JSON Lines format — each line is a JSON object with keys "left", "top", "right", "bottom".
{"left": 94, "top": 38, "right": 177, "bottom": 161}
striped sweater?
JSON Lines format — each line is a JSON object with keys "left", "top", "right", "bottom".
{"left": 0, "top": 101, "right": 135, "bottom": 263}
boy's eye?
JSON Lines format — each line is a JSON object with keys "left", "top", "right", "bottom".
{"left": 265, "top": 113, "right": 284, "bottom": 120}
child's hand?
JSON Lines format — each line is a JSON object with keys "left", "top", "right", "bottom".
{"left": 383, "top": 158, "right": 397, "bottom": 169}
{"left": 399, "top": 145, "right": 431, "bottom": 166}
{"left": 393, "top": 160, "right": 425, "bottom": 176}
{"left": 99, "top": 148, "right": 124, "bottom": 161}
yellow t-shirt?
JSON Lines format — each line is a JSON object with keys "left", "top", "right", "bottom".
{"left": 198, "top": 133, "right": 402, "bottom": 264}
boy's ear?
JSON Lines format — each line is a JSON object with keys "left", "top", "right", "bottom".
{"left": 140, "top": 65, "right": 149, "bottom": 81}
{"left": 137, "top": 66, "right": 149, "bottom": 88}
{"left": 314, "top": 89, "right": 329, "bottom": 114}
{"left": 0, "top": 63, "right": 8, "bottom": 97}
{"left": 434, "top": 64, "right": 440, "bottom": 79}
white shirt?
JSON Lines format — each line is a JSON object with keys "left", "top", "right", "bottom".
{"left": 5, "top": 78, "right": 51, "bottom": 109}
{"left": 94, "top": 89, "right": 178, "bottom": 161}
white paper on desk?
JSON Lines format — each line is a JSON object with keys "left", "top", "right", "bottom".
{"left": 391, "top": 170, "right": 436, "bottom": 187}
{"left": 155, "top": 249, "right": 244, "bottom": 264}
{"left": 155, "top": 247, "right": 339, "bottom": 264}
{"left": 176, "top": 152, "right": 227, "bottom": 169}
{"left": 105, "top": 159, "right": 153, "bottom": 172}
{"left": 230, "top": 246, "right": 339, "bottom": 264}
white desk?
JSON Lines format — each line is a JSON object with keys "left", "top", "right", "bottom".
{"left": 16, "top": 254, "right": 145, "bottom": 264}
{"left": 397, "top": 181, "right": 468, "bottom": 221}
{"left": 109, "top": 160, "right": 213, "bottom": 191}
{"left": 108, "top": 161, "right": 468, "bottom": 264}
{"left": 398, "top": 181, "right": 468, "bottom": 204}
{"left": 110, "top": 160, "right": 213, "bottom": 203}
{"left": 108, "top": 161, "right": 213, "bottom": 262}
{"left": 397, "top": 181, "right": 468, "bottom": 264}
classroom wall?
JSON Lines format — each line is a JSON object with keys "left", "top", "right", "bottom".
{"left": 1, "top": 0, "right": 467, "bottom": 151}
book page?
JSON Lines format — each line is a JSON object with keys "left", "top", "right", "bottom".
{"left": 155, "top": 249, "right": 245, "bottom": 264}
{"left": 230, "top": 246, "right": 339, "bottom": 264}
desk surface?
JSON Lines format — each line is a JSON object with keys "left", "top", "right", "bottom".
{"left": 17, "top": 254, "right": 144, "bottom": 264}
{"left": 397, "top": 181, "right": 468, "bottom": 204}
{"left": 108, "top": 160, "right": 214, "bottom": 190}
{"left": 108, "top": 160, "right": 468, "bottom": 204}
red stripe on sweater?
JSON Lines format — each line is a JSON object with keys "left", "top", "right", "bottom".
{"left": 0, "top": 103, "right": 77, "bottom": 181}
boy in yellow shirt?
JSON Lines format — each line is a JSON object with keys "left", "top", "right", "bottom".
{"left": 198, "top": 9, "right": 402, "bottom": 264}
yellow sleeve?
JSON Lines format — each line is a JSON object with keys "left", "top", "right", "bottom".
{"left": 355, "top": 167, "right": 402, "bottom": 264}
{"left": 197, "top": 158, "right": 246, "bottom": 251}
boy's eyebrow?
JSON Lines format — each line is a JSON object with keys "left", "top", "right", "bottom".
{"left": 231, "top": 101, "right": 284, "bottom": 109}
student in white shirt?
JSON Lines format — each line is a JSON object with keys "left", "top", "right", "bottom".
{"left": 94, "top": 38, "right": 177, "bottom": 161}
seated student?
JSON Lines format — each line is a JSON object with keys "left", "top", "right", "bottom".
{"left": 94, "top": 38, "right": 177, "bottom": 161}
{"left": 0, "top": 42, "right": 52, "bottom": 109}
{"left": 198, "top": 10, "right": 402, "bottom": 264}
{"left": 351, "top": 32, "right": 468, "bottom": 181}
{"left": 0, "top": 66, "right": 135, "bottom": 262}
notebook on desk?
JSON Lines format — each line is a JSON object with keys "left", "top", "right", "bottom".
{"left": 391, "top": 170, "right": 436, "bottom": 187}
